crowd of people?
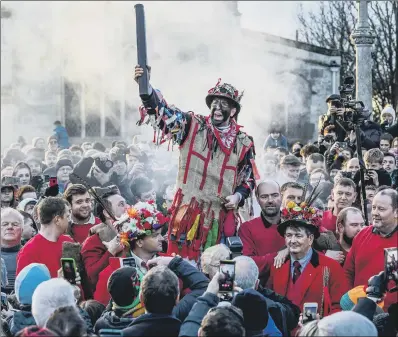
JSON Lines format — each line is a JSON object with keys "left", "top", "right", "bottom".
{"left": 0, "top": 66, "right": 397, "bottom": 337}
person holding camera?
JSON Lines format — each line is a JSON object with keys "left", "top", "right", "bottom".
{"left": 318, "top": 95, "right": 348, "bottom": 143}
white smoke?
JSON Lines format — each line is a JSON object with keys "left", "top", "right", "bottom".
{"left": 1, "top": 1, "right": 304, "bottom": 151}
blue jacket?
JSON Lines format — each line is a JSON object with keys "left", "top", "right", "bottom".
{"left": 53, "top": 125, "right": 70, "bottom": 149}
{"left": 263, "top": 135, "right": 288, "bottom": 150}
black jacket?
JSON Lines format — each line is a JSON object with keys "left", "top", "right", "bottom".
{"left": 257, "top": 285, "right": 300, "bottom": 336}
{"left": 353, "top": 168, "right": 392, "bottom": 188}
{"left": 94, "top": 311, "right": 134, "bottom": 334}
{"left": 169, "top": 257, "right": 209, "bottom": 322}
{"left": 123, "top": 313, "right": 181, "bottom": 337}
{"left": 359, "top": 121, "right": 382, "bottom": 150}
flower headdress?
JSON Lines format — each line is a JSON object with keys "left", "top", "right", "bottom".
{"left": 281, "top": 201, "right": 323, "bottom": 226}
{"left": 114, "top": 200, "right": 169, "bottom": 248}
{"left": 205, "top": 78, "right": 244, "bottom": 113}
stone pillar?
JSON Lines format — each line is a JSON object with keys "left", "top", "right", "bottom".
{"left": 329, "top": 61, "right": 340, "bottom": 94}
{"left": 350, "top": 0, "right": 375, "bottom": 115}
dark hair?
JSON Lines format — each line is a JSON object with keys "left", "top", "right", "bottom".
{"left": 285, "top": 225, "right": 313, "bottom": 238}
{"left": 383, "top": 152, "right": 395, "bottom": 161}
{"left": 38, "top": 197, "right": 69, "bottom": 225}
{"left": 64, "top": 184, "right": 88, "bottom": 204}
{"left": 141, "top": 265, "right": 179, "bottom": 315}
{"left": 16, "top": 185, "right": 36, "bottom": 200}
{"left": 300, "top": 144, "right": 319, "bottom": 158}
{"left": 378, "top": 189, "right": 398, "bottom": 211}
{"left": 19, "top": 210, "right": 38, "bottom": 233}
{"left": 380, "top": 133, "right": 393, "bottom": 143}
{"left": 45, "top": 306, "right": 86, "bottom": 337}
{"left": 53, "top": 121, "right": 62, "bottom": 126}
{"left": 201, "top": 306, "right": 245, "bottom": 337}
{"left": 92, "top": 142, "right": 106, "bottom": 152}
{"left": 334, "top": 177, "right": 356, "bottom": 191}
{"left": 12, "top": 162, "right": 32, "bottom": 183}
{"left": 130, "top": 176, "right": 153, "bottom": 199}
{"left": 307, "top": 153, "right": 324, "bottom": 164}
{"left": 281, "top": 182, "right": 304, "bottom": 194}
{"left": 69, "top": 145, "right": 83, "bottom": 153}
{"left": 275, "top": 147, "right": 289, "bottom": 155}
{"left": 365, "top": 185, "right": 377, "bottom": 191}
{"left": 95, "top": 191, "right": 117, "bottom": 223}
{"left": 79, "top": 300, "right": 105, "bottom": 326}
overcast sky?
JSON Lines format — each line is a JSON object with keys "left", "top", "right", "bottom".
{"left": 238, "top": 1, "right": 319, "bottom": 40}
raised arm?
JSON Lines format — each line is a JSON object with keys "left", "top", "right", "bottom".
{"left": 134, "top": 65, "right": 191, "bottom": 146}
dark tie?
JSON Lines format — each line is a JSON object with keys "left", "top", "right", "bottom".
{"left": 293, "top": 261, "right": 301, "bottom": 283}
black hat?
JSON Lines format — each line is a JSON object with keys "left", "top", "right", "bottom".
{"left": 232, "top": 289, "right": 269, "bottom": 331}
{"left": 107, "top": 267, "right": 140, "bottom": 307}
{"left": 326, "top": 94, "right": 341, "bottom": 103}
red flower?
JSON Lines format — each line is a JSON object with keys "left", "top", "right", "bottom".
{"left": 148, "top": 200, "right": 155, "bottom": 205}
{"left": 143, "top": 222, "right": 152, "bottom": 230}
{"left": 282, "top": 209, "right": 289, "bottom": 217}
{"left": 142, "top": 209, "right": 152, "bottom": 219}
{"left": 156, "top": 213, "right": 170, "bottom": 225}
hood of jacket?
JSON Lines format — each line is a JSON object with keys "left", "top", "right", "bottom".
{"left": 95, "top": 311, "right": 134, "bottom": 332}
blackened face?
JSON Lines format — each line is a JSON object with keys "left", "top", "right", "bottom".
{"left": 210, "top": 98, "right": 236, "bottom": 126}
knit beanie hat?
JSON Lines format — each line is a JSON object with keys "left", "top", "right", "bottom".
{"left": 231, "top": 289, "right": 269, "bottom": 331}
{"left": 15, "top": 263, "right": 51, "bottom": 305}
{"left": 107, "top": 267, "right": 141, "bottom": 308}
{"left": 340, "top": 285, "right": 384, "bottom": 311}
{"left": 55, "top": 159, "right": 73, "bottom": 173}
{"left": 17, "top": 198, "right": 38, "bottom": 213}
{"left": 381, "top": 105, "right": 396, "bottom": 123}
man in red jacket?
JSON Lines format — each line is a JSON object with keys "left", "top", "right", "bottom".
{"left": 64, "top": 184, "right": 102, "bottom": 244}
{"left": 267, "top": 201, "right": 349, "bottom": 318}
{"left": 344, "top": 188, "right": 398, "bottom": 311}
{"left": 16, "top": 197, "right": 74, "bottom": 278}
{"left": 322, "top": 178, "right": 357, "bottom": 232}
{"left": 81, "top": 190, "right": 129, "bottom": 290}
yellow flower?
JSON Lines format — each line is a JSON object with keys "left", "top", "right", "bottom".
{"left": 300, "top": 202, "right": 307, "bottom": 208}
{"left": 310, "top": 208, "right": 316, "bottom": 214}
{"left": 287, "top": 201, "right": 296, "bottom": 209}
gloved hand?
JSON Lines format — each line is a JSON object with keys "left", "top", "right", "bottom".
{"left": 366, "top": 271, "right": 387, "bottom": 301}
{"left": 45, "top": 184, "right": 59, "bottom": 197}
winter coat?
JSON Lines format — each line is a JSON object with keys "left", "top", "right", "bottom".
{"left": 359, "top": 121, "right": 382, "bottom": 150}
{"left": 263, "top": 135, "right": 288, "bottom": 150}
{"left": 94, "top": 311, "right": 134, "bottom": 334}
{"left": 123, "top": 313, "right": 181, "bottom": 337}
{"left": 53, "top": 125, "right": 70, "bottom": 149}
{"left": 6, "top": 307, "right": 35, "bottom": 336}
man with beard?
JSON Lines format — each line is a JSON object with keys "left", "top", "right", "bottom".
{"left": 63, "top": 184, "right": 102, "bottom": 244}
{"left": 239, "top": 181, "right": 286, "bottom": 257}
{"left": 344, "top": 189, "right": 397, "bottom": 311}
{"left": 134, "top": 66, "right": 257, "bottom": 261}
{"left": 322, "top": 178, "right": 357, "bottom": 232}
{"left": 335, "top": 207, "right": 364, "bottom": 266}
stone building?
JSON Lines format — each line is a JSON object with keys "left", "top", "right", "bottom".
{"left": 1, "top": 3, "right": 341, "bottom": 148}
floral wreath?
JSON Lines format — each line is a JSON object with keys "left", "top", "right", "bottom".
{"left": 281, "top": 201, "right": 323, "bottom": 226}
{"left": 114, "top": 200, "right": 169, "bottom": 248}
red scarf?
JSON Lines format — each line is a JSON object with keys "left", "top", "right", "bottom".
{"left": 205, "top": 117, "right": 241, "bottom": 155}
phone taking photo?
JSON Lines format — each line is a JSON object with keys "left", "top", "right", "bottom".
{"left": 61, "top": 258, "right": 77, "bottom": 284}
{"left": 384, "top": 248, "right": 398, "bottom": 283}
{"left": 119, "top": 257, "right": 137, "bottom": 268}
{"left": 219, "top": 260, "right": 235, "bottom": 293}
{"left": 302, "top": 302, "right": 318, "bottom": 324}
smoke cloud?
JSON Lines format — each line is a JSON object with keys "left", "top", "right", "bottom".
{"left": 1, "top": 1, "right": 303, "bottom": 151}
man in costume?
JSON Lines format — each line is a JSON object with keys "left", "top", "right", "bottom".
{"left": 134, "top": 66, "right": 257, "bottom": 261}
{"left": 266, "top": 201, "right": 349, "bottom": 320}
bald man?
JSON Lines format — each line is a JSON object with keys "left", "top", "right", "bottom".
{"left": 239, "top": 181, "right": 286, "bottom": 257}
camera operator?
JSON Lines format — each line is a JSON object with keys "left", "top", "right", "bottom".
{"left": 319, "top": 95, "right": 348, "bottom": 143}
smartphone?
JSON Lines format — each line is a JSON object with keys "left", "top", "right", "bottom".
{"left": 119, "top": 257, "right": 137, "bottom": 268}
{"left": 338, "top": 142, "right": 347, "bottom": 149}
{"left": 98, "top": 329, "right": 123, "bottom": 337}
{"left": 219, "top": 260, "right": 235, "bottom": 293}
{"left": 384, "top": 248, "right": 398, "bottom": 281}
{"left": 49, "top": 177, "right": 58, "bottom": 187}
{"left": 61, "top": 258, "right": 77, "bottom": 284}
{"left": 302, "top": 302, "right": 318, "bottom": 324}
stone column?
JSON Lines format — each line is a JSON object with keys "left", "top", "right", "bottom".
{"left": 350, "top": 0, "right": 375, "bottom": 115}
{"left": 329, "top": 61, "right": 340, "bottom": 94}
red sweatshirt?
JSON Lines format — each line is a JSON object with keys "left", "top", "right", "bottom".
{"left": 71, "top": 216, "right": 102, "bottom": 244}
{"left": 81, "top": 233, "right": 113, "bottom": 289}
{"left": 16, "top": 234, "right": 74, "bottom": 278}
{"left": 239, "top": 216, "right": 285, "bottom": 256}
{"left": 322, "top": 210, "right": 337, "bottom": 232}
{"left": 344, "top": 225, "right": 398, "bottom": 310}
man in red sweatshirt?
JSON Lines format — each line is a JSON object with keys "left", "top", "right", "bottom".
{"left": 322, "top": 178, "right": 357, "bottom": 232}
{"left": 63, "top": 184, "right": 102, "bottom": 244}
{"left": 81, "top": 190, "right": 129, "bottom": 290}
{"left": 344, "top": 188, "right": 398, "bottom": 311}
{"left": 16, "top": 197, "right": 74, "bottom": 278}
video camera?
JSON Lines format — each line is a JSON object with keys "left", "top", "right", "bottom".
{"left": 330, "top": 76, "right": 369, "bottom": 128}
